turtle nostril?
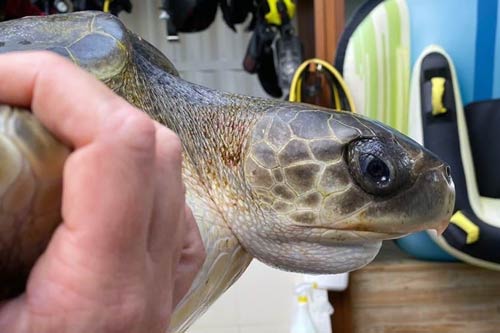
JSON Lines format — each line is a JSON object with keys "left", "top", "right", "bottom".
{"left": 444, "top": 165, "right": 452, "bottom": 184}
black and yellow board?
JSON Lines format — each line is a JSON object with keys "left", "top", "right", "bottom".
{"left": 334, "top": 0, "right": 500, "bottom": 270}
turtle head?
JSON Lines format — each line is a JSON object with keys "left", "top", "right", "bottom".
{"left": 238, "top": 104, "right": 454, "bottom": 273}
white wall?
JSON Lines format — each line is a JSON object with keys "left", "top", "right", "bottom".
{"left": 121, "top": 2, "right": 300, "bottom": 332}
{"left": 121, "top": 1, "right": 267, "bottom": 97}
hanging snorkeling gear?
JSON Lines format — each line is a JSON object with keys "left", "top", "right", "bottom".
{"left": 272, "top": 0, "right": 302, "bottom": 96}
{"left": 160, "top": 0, "right": 261, "bottom": 41}
{"left": 289, "top": 58, "right": 356, "bottom": 112}
{"left": 159, "top": 0, "right": 218, "bottom": 42}
{"left": 219, "top": 0, "right": 257, "bottom": 32}
{"left": 54, "top": 0, "right": 73, "bottom": 13}
{"left": 243, "top": 0, "right": 303, "bottom": 98}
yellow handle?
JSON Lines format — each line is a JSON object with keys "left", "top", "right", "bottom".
{"left": 431, "top": 77, "right": 447, "bottom": 116}
{"left": 289, "top": 58, "right": 356, "bottom": 113}
{"left": 103, "top": 0, "right": 112, "bottom": 13}
{"left": 450, "top": 211, "right": 480, "bottom": 244}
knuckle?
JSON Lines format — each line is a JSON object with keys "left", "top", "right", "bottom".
{"left": 125, "top": 111, "right": 156, "bottom": 141}
{"left": 164, "top": 129, "right": 183, "bottom": 154}
{"left": 109, "top": 298, "right": 148, "bottom": 331}
{"left": 159, "top": 129, "right": 183, "bottom": 167}
{"left": 105, "top": 107, "right": 156, "bottom": 153}
{"left": 64, "top": 144, "right": 97, "bottom": 169}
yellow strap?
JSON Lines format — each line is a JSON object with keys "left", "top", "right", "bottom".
{"left": 265, "top": 0, "right": 296, "bottom": 25}
{"left": 289, "top": 58, "right": 356, "bottom": 113}
{"left": 450, "top": 211, "right": 480, "bottom": 244}
{"left": 103, "top": 0, "right": 112, "bottom": 13}
{"left": 431, "top": 77, "right": 447, "bottom": 116}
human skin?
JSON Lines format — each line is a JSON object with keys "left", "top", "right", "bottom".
{"left": 0, "top": 52, "right": 205, "bottom": 333}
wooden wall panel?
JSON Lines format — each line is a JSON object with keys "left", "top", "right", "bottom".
{"left": 313, "top": 0, "right": 345, "bottom": 61}
{"left": 297, "top": 0, "right": 316, "bottom": 60}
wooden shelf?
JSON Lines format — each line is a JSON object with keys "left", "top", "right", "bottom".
{"left": 330, "top": 242, "right": 500, "bottom": 333}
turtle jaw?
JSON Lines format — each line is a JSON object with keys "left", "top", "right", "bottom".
{"left": 238, "top": 227, "right": 385, "bottom": 274}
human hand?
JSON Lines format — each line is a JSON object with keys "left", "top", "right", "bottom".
{"left": 0, "top": 52, "right": 205, "bottom": 333}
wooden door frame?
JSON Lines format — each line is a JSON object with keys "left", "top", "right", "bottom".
{"left": 297, "top": 0, "right": 345, "bottom": 61}
{"left": 314, "top": 0, "right": 345, "bottom": 61}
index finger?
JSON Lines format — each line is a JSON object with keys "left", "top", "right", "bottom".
{"left": 0, "top": 51, "right": 159, "bottom": 261}
{"left": 0, "top": 51, "right": 130, "bottom": 148}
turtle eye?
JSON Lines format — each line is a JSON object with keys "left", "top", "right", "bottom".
{"left": 359, "top": 154, "right": 390, "bottom": 185}
{"left": 346, "top": 138, "right": 411, "bottom": 196}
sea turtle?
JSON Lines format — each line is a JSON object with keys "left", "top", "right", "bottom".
{"left": 0, "top": 12, "right": 454, "bottom": 332}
